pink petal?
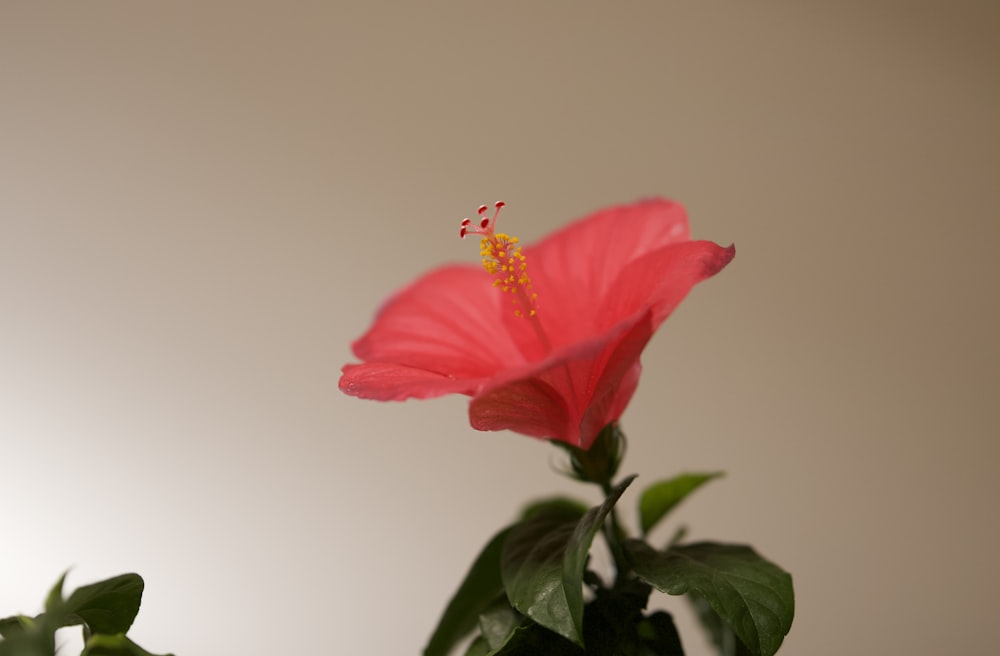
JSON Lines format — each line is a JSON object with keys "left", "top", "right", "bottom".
{"left": 469, "top": 309, "right": 655, "bottom": 448}
{"left": 598, "top": 240, "right": 736, "bottom": 333}
{"left": 339, "top": 362, "right": 482, "bottom": 401}
{"left": 350, "top": 264, "right": 525, "bottom": 379}
{"left": 465, "top": 376, "right": 571, "bottom": 441}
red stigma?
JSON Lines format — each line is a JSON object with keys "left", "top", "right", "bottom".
{"left": 458, "top": 200, "right": 507, "bottom": 240}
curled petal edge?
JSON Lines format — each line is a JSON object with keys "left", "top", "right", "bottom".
{"left": 339, "top": 362, "right": 482, "bottom": 401}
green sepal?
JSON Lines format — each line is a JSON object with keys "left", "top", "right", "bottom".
{"left": 501, "top": 475, "right": 636, "bottom": 646}
{"left": 626, "top": 540, "right": 794, "bottom": 656}
{"left": 423, "top": 527, "right": 512, "bottom": 656}
{"left": 558, "top": 423, "right": 626, "bottom": 487}
{"left": 638, "top": 472, "right": 723, "bottom": 536}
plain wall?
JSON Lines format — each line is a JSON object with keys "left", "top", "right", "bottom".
{"left": 2, "top": 1, "right": 997, "bottom": 654}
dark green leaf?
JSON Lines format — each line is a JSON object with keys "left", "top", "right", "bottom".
{"left": 638, "top": 472, "right": 723, "bottom": 535}
{"left": 579, "top": 578, "right": 654, "bottom": 655}
{"left": 688, "top": 594, "right": 753, "bottom": 656}
{"left": 463, "top": 636, "right": 490, "bottom": 656}
{"left": 520, "top": 497, "right": 589, "bottom": 522}
{"left": 478, "top": 600, "right": 522, "bottom": 651}
{"left": 82, "top": 633, "right": 174, "bottom": 656}
{"left": 61, "top": 574, "right": 144, "bottom": 635}
{"left": 479, "top": 621, "right": 581, "bottom": 656}
{"left": 562, "top": 475, "right": 636, "bottom": 638}
{"left": 627, "top": 541, "right": 794, "bottom": 656}
{"left": 501, "top": 475, "right": 636, "bottom": 646}
{"left": 500, "top": 510, "right": 579, "bottom": 644}
{"left": 636, "top": 612, "right": 686, "bottom": 656}
{"left": 424, "top": 528, "right": 512, "bottom": 656}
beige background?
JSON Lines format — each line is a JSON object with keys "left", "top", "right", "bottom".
{"left": 2, "top": 1, "right": 997, "bottom": 654}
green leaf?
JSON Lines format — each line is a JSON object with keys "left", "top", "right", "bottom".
{"left": 627, "top": 541, "right": 794, "bottom": 656}
{"left": 0, "top": 616, "right": 31, "bottom": 638}
{"left": 519, "top": 497, "right": 589, "bottom": 522}
{"left": 636, "top": 612, "right": 686, "bottom": 656}
{"left": 0, "top": 615, "right": 52, "bottom": 656}
{"left": 424, "top": 528, "right": 512, "bottom": 656}
{"left": 562, "top": 475, "right": 636, "bottom": 636}
{"left": 477, "top": 600, "right": 522, "bottom": 652}
{"left": 425, "top": 499, "right": 590, "bottom": 656}
{"left": 61, "top": 574, "right": 145, "bottom": 635}
{"left": 463, "top": 636, "right": 490, "bottom": 656}
{"left": 0, "top": 635, "right": 50, "bottom": 656}
{"left": 45, "top": 572, "right": 68, "bottom": 614}
{"left": 580, "top": 578, "right": 660, "bottom": 655}
{"left": 82, "top": 633, "right": 174, "bottom": 656}
{"left": 500, "top": 511, "right": 579, "bottom": 645}
{"left": 476, "top": 622, "right": 581, "bottom": 656}
{"left": 687, "top": 594, "right": 753, "bottom": 656}
{"left": 638, "top": 472, "right": 723, "bottom": 535}
{"left": 501, "top": 475, "right": 636, "bottom": 646}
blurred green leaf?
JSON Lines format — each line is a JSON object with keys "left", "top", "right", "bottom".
{"left": 519, "top": 497, "right": 589, "bottom": 522}
{"left": 0, "top": 616, "right": 32, "bottom": 639}
{"left": 44, "top": 573, "right": 68, "bottom": 616}
{"left": 1, "top": 573, "right": 169, "bottom": 656}
{"left": 501, "top": 475, "right": 635, "bottom": 646}
{"left": 638, "top": 472, "right": 723, "bottom": 536}
{"left": 627, "top": 540, "right": 794, "bottom": 656}
{"left": 0, "top": 635, "right": 50, "bottom": 656}
{"left": 60, "top": 574, "right": 144, "bottom": 635}
{"left": 82, "top": 633, "right": 174, "bottom": 656}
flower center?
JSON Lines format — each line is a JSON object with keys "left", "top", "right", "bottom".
{"left": 460, "top": 201, "right": 539, "bottom": 319}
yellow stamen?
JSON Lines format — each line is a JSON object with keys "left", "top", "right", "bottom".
{"left": 459, "top": 202, "right": 542, "bottom": 326}
{"left": 479, "top": 233, "right": 538, "bottom": 319}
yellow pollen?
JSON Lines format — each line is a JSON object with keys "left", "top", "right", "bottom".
{"left": 479, "top": 233, "right": 538, "bottom": 319}
{"left": 460, "top": 202, "right": 542, "bottom": 323}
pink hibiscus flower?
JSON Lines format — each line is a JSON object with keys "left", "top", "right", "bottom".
{"left": 339, "top": 199, "right": 734, "bottom": 450}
